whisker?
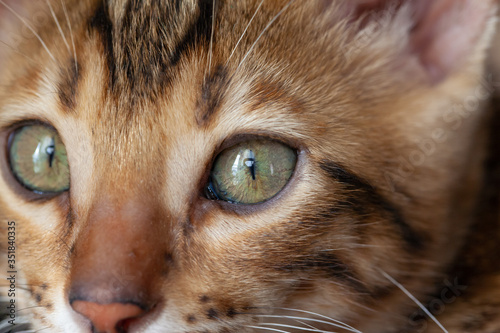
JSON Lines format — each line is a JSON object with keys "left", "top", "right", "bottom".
{"left": 379, "top": 269, "right": 448, "bottom": 333}
{"left": 45, "top": 0, "right": 70, "bottom": 52}
{"left": 17, "top": 305, "right": 46, "bottom": 313}
{"left": 245, "top": 325, "right": 291, "bottom": 333}
{"left": 236, "top": 0, "right": 295, "bottom": 72}
{"left": 0, "top": 285, "right": 33, "bottom": 292}
{"left": 296, "top": 320, "right": 327, "bottom": 332}
{"left": 47, "top": 229, "right": 72, "bottom": 253}
{"left": 211, "top": 313, "right": 230, "bottom": 326}
{"left": 225, "top": 0, "right": 264, "bottom": 66}
{"left": 0, "top": 320, "right": 33, "bottom": 333}
{"left": 201, "top": 310, "right": 240, "bottom": 331}
{"left": 205, "top": 0, "right": 216, "bottom": 78}
{"left": 251, "top": 315, "right": 359, "bottom": 333}
{"left": 254, "top": 307, "right": 361, "bottom": 333}
{"left": 0, "top": 0, "right": 57, "bottom": 63}
{"left": 259, "top": 322, "right": 335, "bottom": 333}
{"left": 60, "top": 0, "right": 78, "bottom": 74}
{"left": 0, "top": 39, "right": 38, "bottom": 64}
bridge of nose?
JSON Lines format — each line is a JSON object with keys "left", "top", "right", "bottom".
{"left": 69, "top": 193, "right": 170, "bottom": 305}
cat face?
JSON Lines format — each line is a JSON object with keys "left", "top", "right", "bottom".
{"left": 0, "top": 0, "right": 497, "bottom": 332}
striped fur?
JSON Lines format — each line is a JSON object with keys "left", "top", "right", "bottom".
{"left": 0, "top": 1, "right": 499, "bottom": 332}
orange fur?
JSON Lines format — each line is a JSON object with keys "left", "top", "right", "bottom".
{"left": 0, "top": 1, "right": 499, "bottom": 332}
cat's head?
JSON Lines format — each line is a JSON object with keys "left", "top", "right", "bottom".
{"left": 0, "top": 0, "right": 497, "bottom": 332}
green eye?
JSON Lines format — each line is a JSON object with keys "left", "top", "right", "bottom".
{"left": 207, "top": 139, "right": 296, "bottom": 204}
{"left": 9, "top": 124, "right": 69, "bottom": 193}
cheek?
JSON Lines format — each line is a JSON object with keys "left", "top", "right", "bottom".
{"left": 0, "top": 205, "right": 71, "bottom": 321}
{"left": 1, "top": 195, "right": 71, "bottom": 287}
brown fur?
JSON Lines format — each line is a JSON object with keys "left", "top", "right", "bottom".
{"left": 0, "top": 0, "right": 499, "bottom": 332}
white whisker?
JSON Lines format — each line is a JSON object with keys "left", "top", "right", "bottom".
{"left": 260, "top": 322, "right": 335, "bottom": 333}
{"left": 246, "top": 325, "right": 291, "bottom": 333}
{"left": 45, "top": 0, "right": 70, "bottom": 52}
{"left": 253, "top": 315, "right": 359, "bottom": 333}
{"left": 379, "top": 269, "right": 448, "bottom": 333}
{"left": 236, "top": 0, "right": 295, "bottom": 72}
{"left": 261, "top": 307, "right": 361, "bottom": 333}
{"left": 0, "top": 320, "right": 33, "bottom": 333}
{"left": 17, "top": 305, "right": 47, "bottom": 313}
{"left": 206, "top": 0, "right": 216, "bottom": 77}
{"left": 295, "top": 320, "right": 326, "bottom": 332}
{"left": 225, "top": 0, "right": 264, "bottom": 66}
{"left": 0, "top": 40, "right": 55, "bottom": 90}
{"left": 60, "top": 0, "right": 78, "bottom": 73}
{"left": 0, "top": 0, "right": 57, "bottom": 63}
{"left": 0, "top": 39, "right": 37, "bottom": 64}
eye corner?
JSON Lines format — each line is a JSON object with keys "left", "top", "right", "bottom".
{"left": 204, "top": 178, "right": 220, "bottom": 201}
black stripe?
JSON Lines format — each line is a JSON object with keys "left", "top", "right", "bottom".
{"left": 278, "top": 252, "right": 368, "bottom": 294}
{"left": 88, "top": 1, "right": 115, "bottom": 88}
{"left": 320, "top": 160, "right": 424, "bottom": 250}
{"left": 58, "top": 59, "right": 80, "bottom": 111}
{"left": 196, "top": 65, "right": 228, "bottom": 125}
{"left": 89, "top": 0, "right": 214, "bottom": 98}
{"left": 170, "top": 0, "right": 214, "bottom": 68}
{"left": 66, "top": 205, "right": 74, "bottom": 230}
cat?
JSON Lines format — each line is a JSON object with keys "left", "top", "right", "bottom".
{"left": 0, "top": 0, "right": 499, "bottom": 332}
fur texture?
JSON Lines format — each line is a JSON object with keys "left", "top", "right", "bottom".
{"left": 0, "top": 0, "right": 499, "bottom": 332}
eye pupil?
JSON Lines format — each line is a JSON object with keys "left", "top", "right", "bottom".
{"left": 46, "top": 145, "right": 55, "bottom": 156}
{"left": 46, "top": 142, "right": 55, "bottom": 167}
{"left": 244, "top": 157, "right": 256, "bottom": 180}
{"left": 243, "top": 149, "right": 256, "bottom": 180}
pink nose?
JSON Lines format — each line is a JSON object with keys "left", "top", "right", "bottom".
{"left": 71, "top": 301, "right": 144, "bottom": 333}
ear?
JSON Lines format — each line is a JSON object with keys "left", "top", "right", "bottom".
{"left": 351, "top": 0, "right": 498, "bottom": 83}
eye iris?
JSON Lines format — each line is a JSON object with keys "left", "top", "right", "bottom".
{"left": 210, "top": 140, "right": 296, "bottom": 204}
{"left": 9, "top": 125, "right": 69, "bottom": 193}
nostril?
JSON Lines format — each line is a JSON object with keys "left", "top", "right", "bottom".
{"left": 71, "top": 300, "right": 145, "bottom": 333}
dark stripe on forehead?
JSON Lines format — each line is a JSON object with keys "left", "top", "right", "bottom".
{"left": 89, "top": 1, "right": 115, "bottom": 87}
{"left": 320, "top": 160, "right": 424, "bottom": 250}
{"left": 88, "top": 0, "right": 215, "bottom": 100}
{"left": 58, "top": 59, "right": 81, "bottom": 112}
{"left": 169, "top": 0, "right": 214, "bottom": 67}
{"left": 196, "top": 65, "right": 228, "bottom": 126}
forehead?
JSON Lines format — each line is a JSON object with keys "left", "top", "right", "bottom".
{"left": 83, "top": 0, "right": 294, "bottom": 99}
{"left": 1, "top": 0, "right": 371, "bottom": 184}
{"left": 72, "top": 0, "right": 334, "bottom": 149}
{"left": 1, "top": 0, "right": 365, "bottom": 136}
{"left": 30, "top": 0, "right": 335, "bottom": 198}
